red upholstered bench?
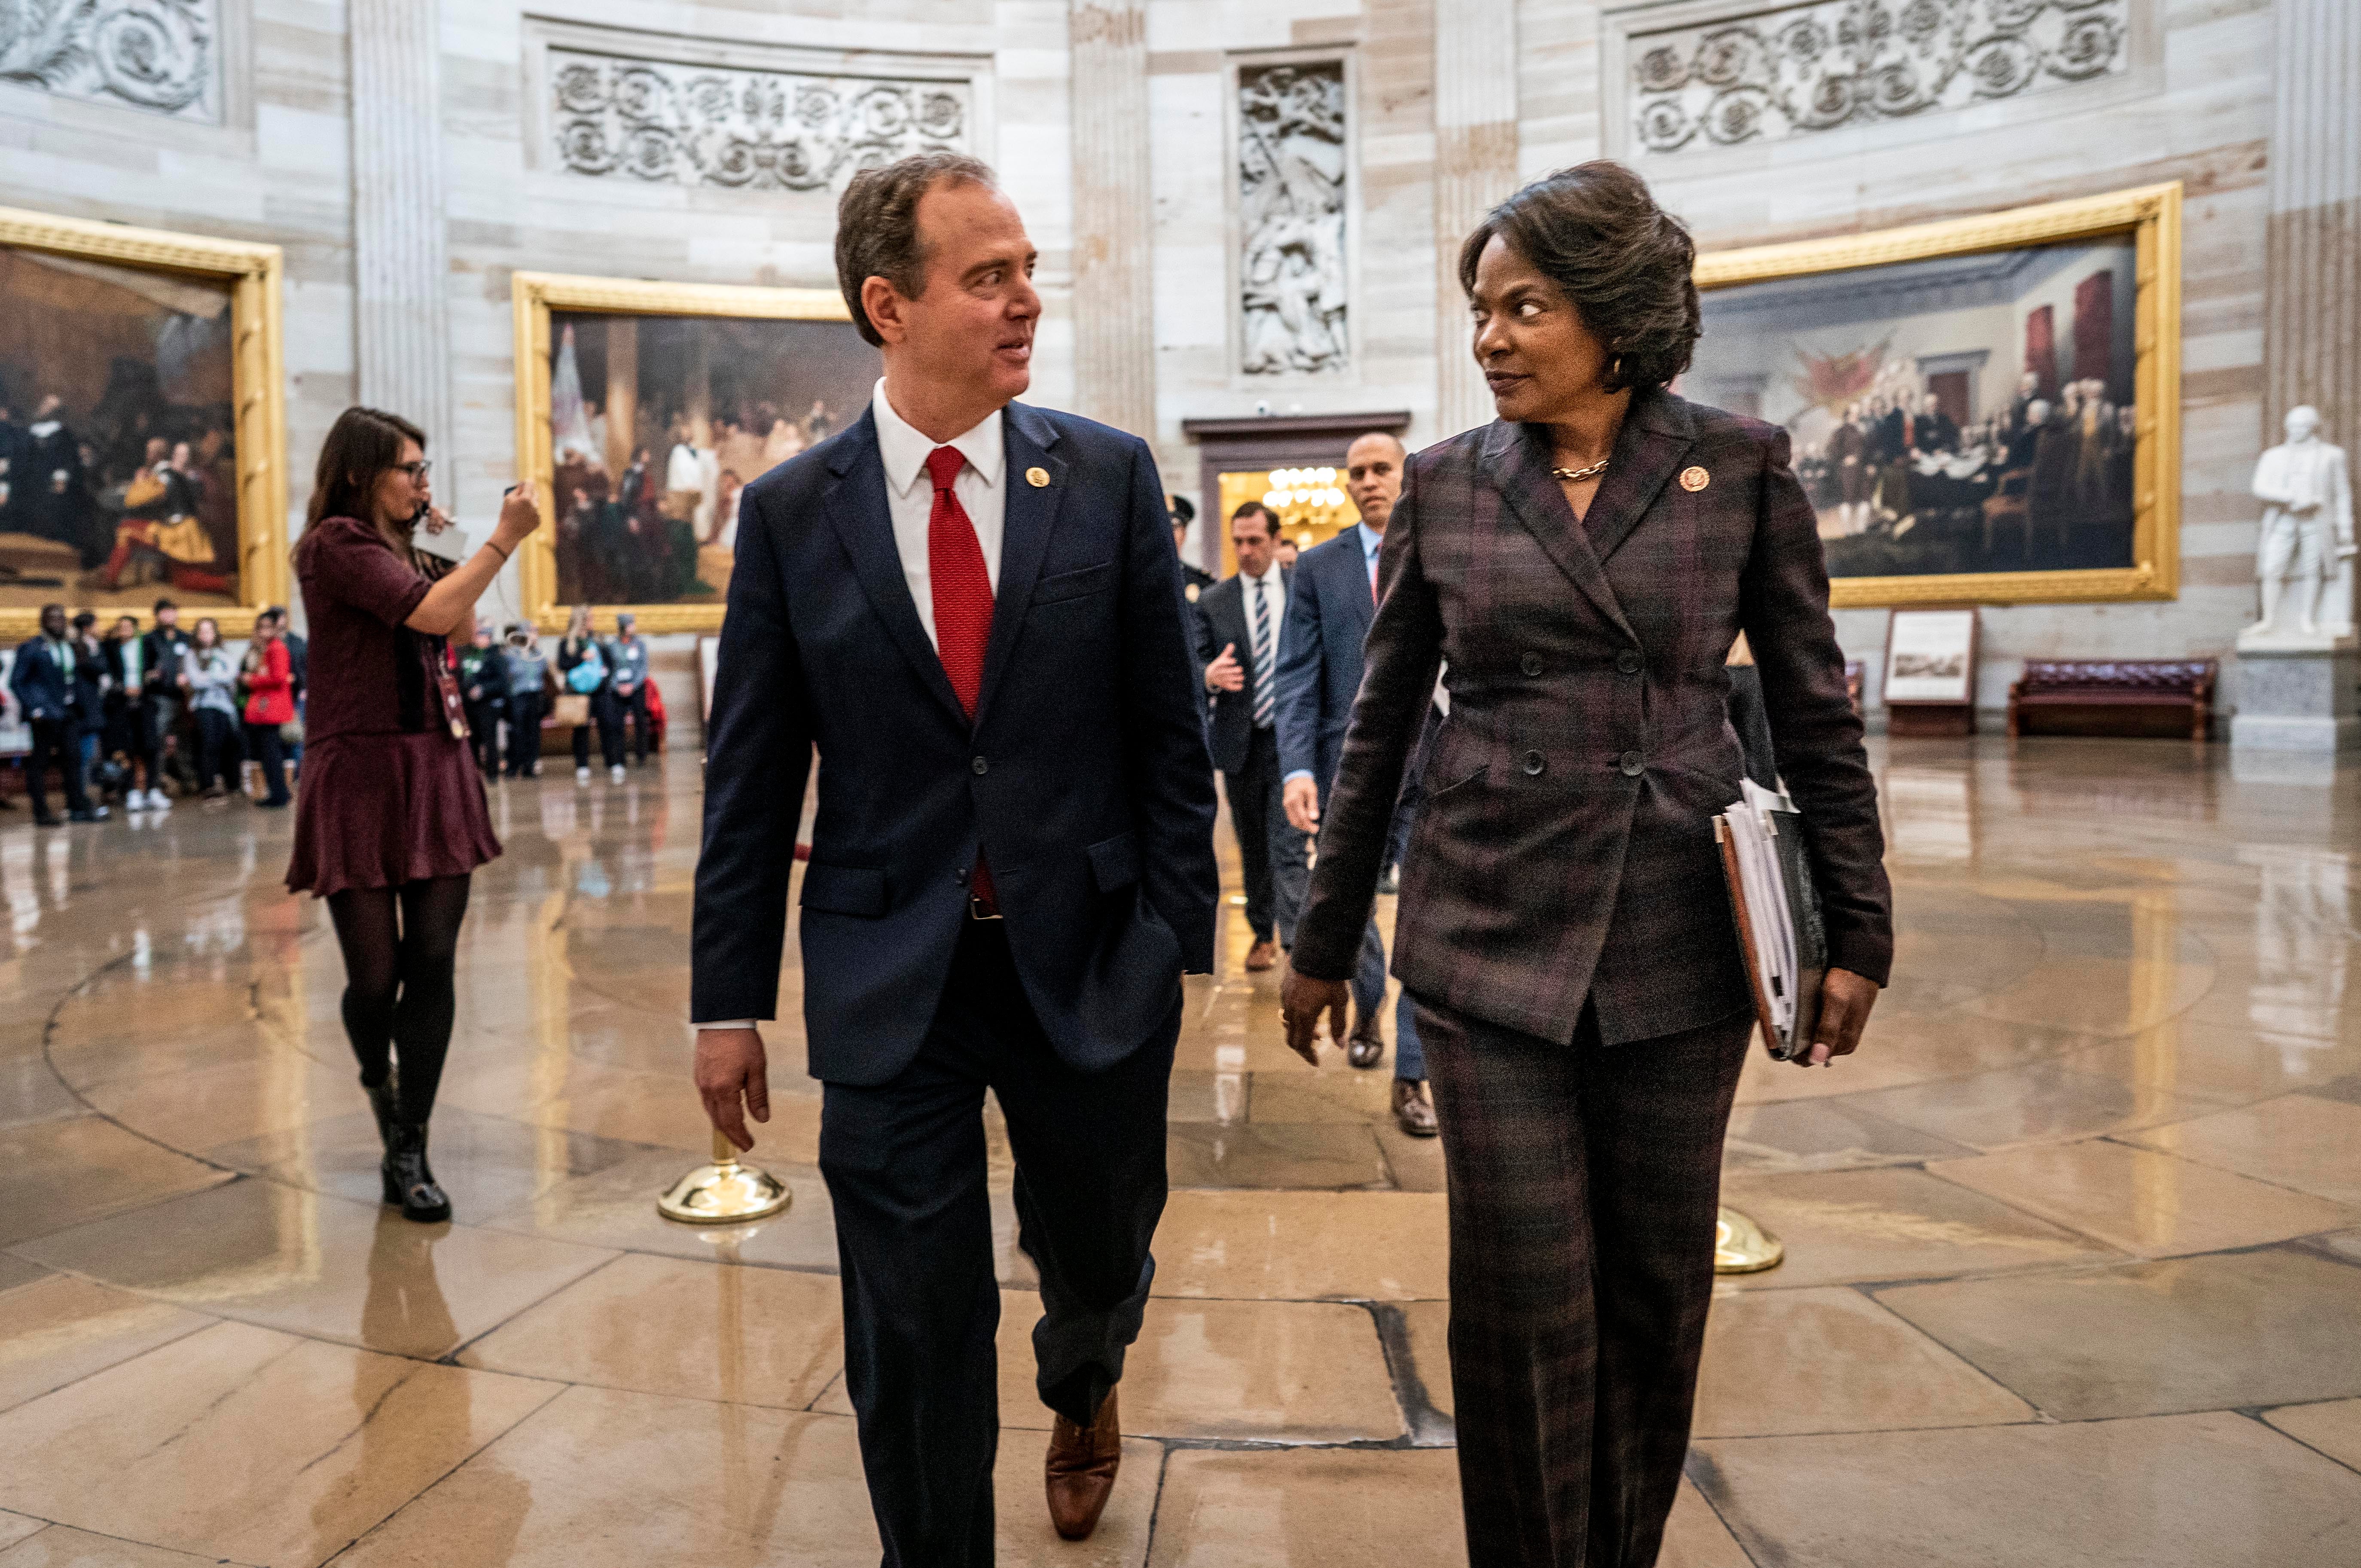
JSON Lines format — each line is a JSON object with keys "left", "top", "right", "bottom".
{"left": 2007, "top": 659, "right": 2216, "bottom": 740}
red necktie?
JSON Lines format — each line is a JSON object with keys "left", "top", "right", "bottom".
{"left": 926, "top": 446, "right": 998, "bottom": 909}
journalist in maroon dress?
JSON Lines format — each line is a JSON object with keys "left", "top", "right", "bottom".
{"left": 286, "top": 511, "right": 500, "bottom": 896}
{"left": 287, "top": 406, "right": 540, "bottom": 1224}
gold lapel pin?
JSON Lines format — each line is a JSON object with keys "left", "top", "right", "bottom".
{"left": 1680, "top": 466, "right": 1711, "bottom": 492}
{"left": 1026, "top": 466, "right": 1051, "bottom": 488}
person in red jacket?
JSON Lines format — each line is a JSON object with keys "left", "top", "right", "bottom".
{"left": 241, "top": 612, "right": 296, "bottom": 808}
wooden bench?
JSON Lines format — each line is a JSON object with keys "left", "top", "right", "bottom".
{"left": 2007, "top": 659, "right": 2215, "bottom": 741}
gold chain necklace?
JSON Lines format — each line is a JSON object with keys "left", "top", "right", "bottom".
{"left": 1550, "top": 456, "right": 1611, "bottom": 483}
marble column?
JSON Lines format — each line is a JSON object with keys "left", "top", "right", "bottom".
{"left": 2263, "top": 0, "right": 2360, "bottom": 460}
{"left": 348, "top": 0, "right": 452, "bottom": 457}
{"left": 1068, "top": 0, "right": 1156, "bottom": 441}
{"left": 1433, "top": 0, "right": 1521, "bottom": 441}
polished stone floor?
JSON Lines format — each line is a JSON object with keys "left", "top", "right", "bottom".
{"left": 2, "top": 736, "right": 2358, "bottom": 1566}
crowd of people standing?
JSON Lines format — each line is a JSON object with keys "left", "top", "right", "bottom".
{"left": 4, "top": 596, "right": 304, "bottom": 824}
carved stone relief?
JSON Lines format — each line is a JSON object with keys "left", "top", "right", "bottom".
{"left": 549, "top": 46, "right": 969, "bottom": 192}
{"left": 0, "top": 0, "right": 218, "bottom": 121}
{"left": 1628, "top": 0, "right": 2130, "bottom": 156}
{"left": 1238, "top": 60, "right": 1348, "bottom": 378}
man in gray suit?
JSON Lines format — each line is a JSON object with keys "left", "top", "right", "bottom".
{"left": 1273, "top": 430, "right": 1436, "bottom": 1136}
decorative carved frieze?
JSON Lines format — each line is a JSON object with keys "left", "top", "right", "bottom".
{"left": 549, "top": 45, "right": 970, "bottom": 192}
{"left": 0, "top": 0, "right": 218, "bottom": 121}
{"left": 1238, "top": 59, "right": 1348, "bottom": 378}
{"left": 1627, "top": 0, "right": 2129, "bottom": 156}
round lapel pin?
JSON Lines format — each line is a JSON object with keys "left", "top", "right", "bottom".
{"left": 1026, "top": 466, "right": 1051, "bottom": 488}
{"left": 1680, "top": 466, "right": 1710, "bottom": 492}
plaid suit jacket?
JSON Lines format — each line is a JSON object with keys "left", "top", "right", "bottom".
{"left": 1290, "top": 389, "right": 1892, "bottom": 1047}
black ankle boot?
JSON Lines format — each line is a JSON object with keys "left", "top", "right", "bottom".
{"left": 363, "top": 1071, "right": 401, "bottom": 1151}
{"left": 381, "top": 1122, "right": 451, "bottom": 1223}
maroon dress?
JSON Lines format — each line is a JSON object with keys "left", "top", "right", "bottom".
{"left": 285, "top": 515, "right": 502, "bottom": 897}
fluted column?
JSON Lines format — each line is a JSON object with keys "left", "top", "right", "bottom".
{"left": 349, "top": 0, "right": 452, "bottom": 455}
{"left": 1068, "top": 0, "right": 1156, "bottom": 439}
{"left": 2263, "top": 0, "right": 2361, "bottom": 459}
{"left": 1433, "top": 0, "right": 1520, "bottom": 440}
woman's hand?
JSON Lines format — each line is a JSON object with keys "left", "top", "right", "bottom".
{"left": 1803, "top": 967, "right": 1878, "bottom": 1067}
{"left": 493, "top": 482, "right": 542, "bottom": 554}
{"left": 1279, "top": 965, "right": 1354, "bottom": 1067}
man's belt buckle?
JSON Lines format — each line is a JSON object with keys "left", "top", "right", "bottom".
{"left": 968, "top": 895, "right": 1003, "bottom": 922}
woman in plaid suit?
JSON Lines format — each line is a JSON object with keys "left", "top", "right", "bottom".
{"left": 1283, "top": 162, "right": 1892, "bottom": 1566}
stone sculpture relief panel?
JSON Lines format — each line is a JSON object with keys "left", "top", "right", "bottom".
{"left": 1237, "top": 59, "right": 1348, "bottom": 378}
{"left": 0, "top": 0, "right": 219, "bottom": 121}
{"left": 548, "top": 45, "right": 969, "bottom": 193}
{"left": 1628, "top": 0, "right": 2130, "bottom": 156}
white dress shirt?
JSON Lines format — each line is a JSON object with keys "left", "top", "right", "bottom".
{"left": 870, "top": 377, "right": 1005, "bottom": 652}
{"left": 695, "top": 379, "right": 1008, "bottom": 1033}
{"left": 1238, "top": 560, "right": 1287, "bottom": 720}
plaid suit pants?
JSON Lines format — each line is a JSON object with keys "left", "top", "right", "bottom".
{"left": 1417, "top": 995, "right": 1753, "bottom": 1567}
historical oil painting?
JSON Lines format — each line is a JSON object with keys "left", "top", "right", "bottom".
{"left": 0, "top": 243, "right": 242, "bottom": 614}
{"left": 540, "top": 305, "right": 876, "bottom": 614}
{"left": 1687, "top": 184, "right": 2181, "bottom": 607}
{"left": 1237, "top": 59, "right": 1348, "bottom": 378}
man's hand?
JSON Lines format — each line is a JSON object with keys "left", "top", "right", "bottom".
{"left": 1282, "top": 776, "right": 1320, "bottom": 834}
{"left": 1802, "top": 968, "right": 1878, "bottom": 1068}
{"left": 694, "top": 1026, "right": 770, "bottom": 1151}
{"left": 1279, "top": 965, "right": 1352, "bottom": 1067}
{"left": 1205, "top": 643, "right": 1244, "bottom": 693}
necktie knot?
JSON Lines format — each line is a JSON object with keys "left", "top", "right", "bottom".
{"left": 925, "top": 446, "right": 964, "bottom": 493}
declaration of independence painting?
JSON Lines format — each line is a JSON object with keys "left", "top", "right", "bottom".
{"left": 544, "top": 310, "right": 878, "bottom": 611}
{"left": 1689, "top": 236, "right": 2136, "bottom": 582}
{"left": 1686, "top": 184, "right": 2185, "bottom": 609}
{"left": 0, "top": 244, "right": 241, "bottom": 613}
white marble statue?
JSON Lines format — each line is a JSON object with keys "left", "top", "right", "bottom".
{"left": 2241, "top": 405, "right": 2355, "bottom": 649}
{"left": 1238, "top": 64, "right": 1348, "bottom": 378}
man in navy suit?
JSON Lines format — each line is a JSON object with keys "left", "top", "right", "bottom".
{"left": 689, "top": 153, "right": 1217, "bottom": 1563}
{"left": 1274, "top": 432, "right": 1436, "bottom": 1136}
{"left": 9, "top": 603, "right": 104, "bottom": 825}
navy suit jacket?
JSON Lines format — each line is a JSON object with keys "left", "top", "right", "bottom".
{"left": 691, "top": 401, "right": 1220, "bottom": 1086}
{"left": 8, "top": 638, "right": 73, "bottom": 725}
{"left": 1272, "top": 529, "right": 1376, "bottom": 792}
{"left": 1191, "top": 564, "right": 1293, "bottom": 777}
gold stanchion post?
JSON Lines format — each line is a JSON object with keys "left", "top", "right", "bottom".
{"left": 1714, "top": 1205, "right": 1783, "bottom": 1273}
{"left": 659, "top": 1130, "right": 793, "bottom": 1224}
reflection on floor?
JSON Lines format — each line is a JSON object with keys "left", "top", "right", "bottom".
{"left": 1, "top": 736, "right": 2358, "bottom": 1566}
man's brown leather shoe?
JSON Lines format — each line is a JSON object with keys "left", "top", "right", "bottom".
{"left": 1244, "top": 939, "right": 1277, "bottom": 972}
{"left": 1345, "top": 1028, "right": 1385, "bottom": 1069}
{"left": 1046, "top": 1387, "right": 1123, "bottom": 1541}
{"left": 1392, "top": 1078, "right": 1439, "bottom": 1136}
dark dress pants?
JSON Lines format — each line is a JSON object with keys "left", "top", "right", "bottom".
{"left": 820, "top": 918, "right": 1175, "bottom": 1568}
{"left": 1223, "top": 724, "right": 1304, "bottom": 945}
{"left": 242, "top": 722, "right": 289, "bottom": 805}
{"left": 1416, "top": 995, "right": 1753, "bottom": 1568}
{"left": 506, "top": 692, "right": 544, "bottom": 776}
{"left": 1351, "top": 790, "right": 1426, "bottom": 1081}
{"left": 25, "top": 718, "right": 91, "bottom": 818}
{"left": 617, "top": 683, "right": 652, "bottom": 761}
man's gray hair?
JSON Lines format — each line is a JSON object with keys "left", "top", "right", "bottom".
{"left": 835, "top": 152, "right": 1000, "bottom": 347}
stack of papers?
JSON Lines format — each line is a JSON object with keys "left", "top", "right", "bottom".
{"left": 1715, "top": 778, "right": 1828, "bottom": 1060}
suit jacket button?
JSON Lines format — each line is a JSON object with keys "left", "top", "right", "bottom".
{"left": 971, "top": 756, "right": 988, "bottom": 775}
{"left": 1521, "top": 653, "right": 1543, "bottom": 677}
{"left": 1619, "top": 749, "right": 1644, "bottom": 776}
{"left": 1617, "top": 649, "right": 1642, "bottom": 675}
{"left": 955, "top": 868, "right": 970, "bottom": 886}
{"left": 1522, "top": 750, "right": 1546, "bottom": 776}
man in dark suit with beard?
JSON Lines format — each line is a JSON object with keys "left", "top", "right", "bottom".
{"left": 690, "top": 152, "right": 1217, "bottom": 1565}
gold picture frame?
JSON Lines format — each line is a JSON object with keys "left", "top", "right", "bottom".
{"left": 0, "top": 204, "right": 288, "bottom": 641}
{"left": 510, "top": 271, "right": 863, "bottom": 635}
{"left": 1693, "top": 182, "right": 2183, "bottom": 609}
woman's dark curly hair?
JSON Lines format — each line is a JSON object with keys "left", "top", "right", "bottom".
{"left": 1457, "top": 161, "right": 1701, "bottom": 394}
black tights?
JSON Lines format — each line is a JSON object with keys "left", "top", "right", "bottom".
{"left": 327, "top": 875, "right": 473, "bottom": 1125}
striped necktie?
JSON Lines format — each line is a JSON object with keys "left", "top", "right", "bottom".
{"left": 1248, "top": 574, "right": 1276, "bottom": 728}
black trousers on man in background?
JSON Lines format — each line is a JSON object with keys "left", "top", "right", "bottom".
{"left": 819, "top": 917, "right": 1174, "bottom": 1568}
{"left": 1223, "top": 724, "right": 1308, "bottom": 947}
{"left": 25, "top": 717, "right": 92, "bottom": 821}
{"left": 1417, "top": 995, "right": 1754, "bottom": 1568}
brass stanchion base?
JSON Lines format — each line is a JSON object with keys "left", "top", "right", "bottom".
{"left": 1714, "top": 1205, "right": 1784, "bottom": 1274}
{"left": 659, "top": 1131, "right": 793, "bottom": 1224}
